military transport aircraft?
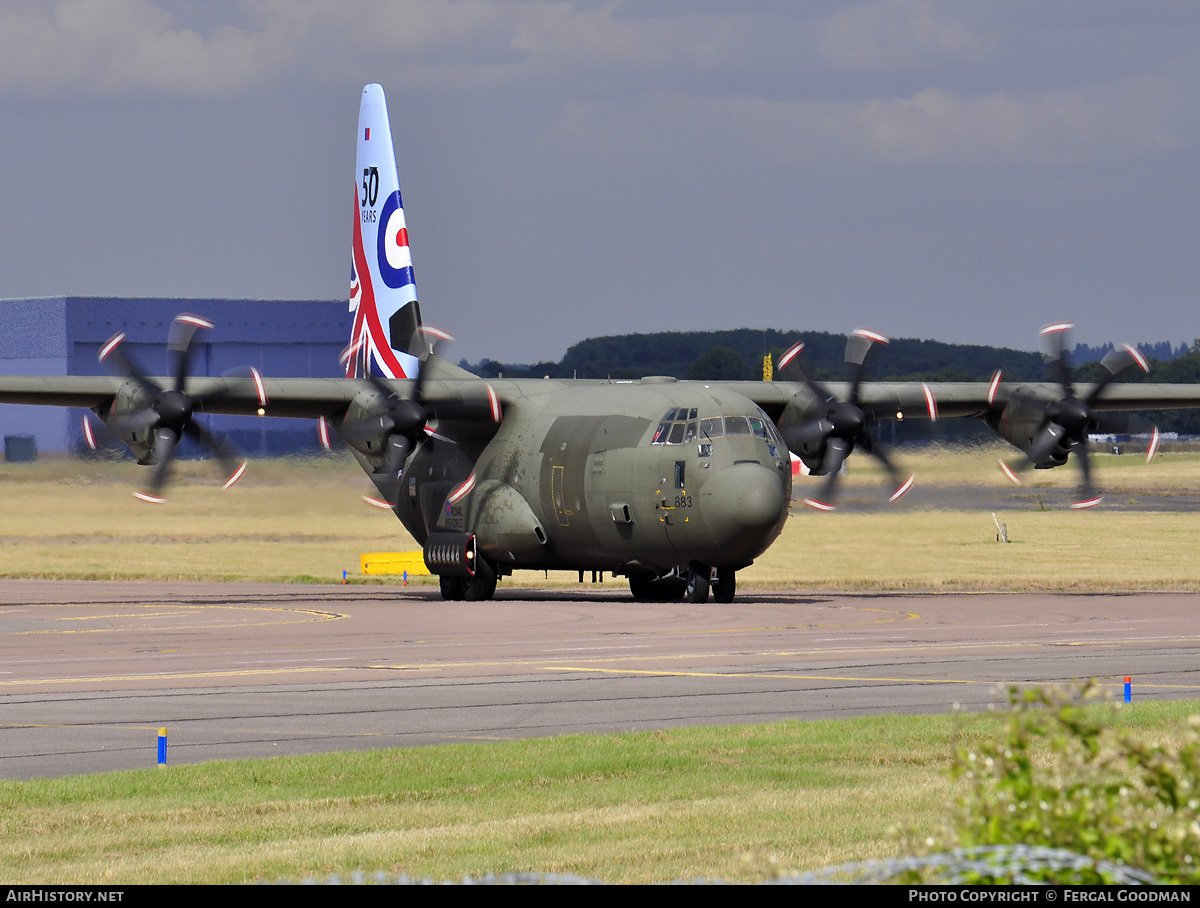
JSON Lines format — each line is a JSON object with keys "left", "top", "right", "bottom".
{"left": 2, "top": 83, "right": 1200, "bottom": 603}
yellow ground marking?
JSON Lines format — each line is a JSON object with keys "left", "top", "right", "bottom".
{"left": 55, "top": 611, "right": 208, "bottom": 620}
{"left": 764, "top": 636, "right": 1200, "bottom": 658}
{"left": 0, "top": 666, "right": 352, "bottom": 687}
{"left": 368, "top": 632, "right": 1199, "bottom": 673}
{"left": 0, "top": 721, "right": 406, "bottom": 742}
{"left": 682, "top": 608, "right": 922, "bottom": 635}
{"left": 3, "top": 605, "right": 347, "bottom": 635}
{"left": 0, "top": 722, "right": 165, "bottom": 731}
{"left": 545, "top": 667, "right": 1200, "bottom": 691}
{"left": 550, "top": 666, "right": 974, "bottom": 684}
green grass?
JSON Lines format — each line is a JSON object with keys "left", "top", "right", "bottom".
{"left": 2, "top": 701, "right": 1196, "bottom": 885}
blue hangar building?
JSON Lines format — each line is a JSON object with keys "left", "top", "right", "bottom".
{"left": 0, "top": 297, "right": 347, "bottom": 455}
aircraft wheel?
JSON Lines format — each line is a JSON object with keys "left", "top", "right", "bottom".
{"left": 685, "top": 568, "right": 710, "bottom": 604}
{"left": 462, "top": 558, "right": 497, "bottom": 601}
{"left": 712, "top": 568, "right": 736, "bottom": 603}
{"left": 439, "top": 575, "right": 465, "bottom": 601}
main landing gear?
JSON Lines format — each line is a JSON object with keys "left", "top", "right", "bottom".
{"left": 629, "top": 566, "right": 737, "bottom": 604}
{"left": 712, "top": 567, "right": 736, "bottom": 604}
{"left": 438, "top": 557, "right": 498, "bottom": 601}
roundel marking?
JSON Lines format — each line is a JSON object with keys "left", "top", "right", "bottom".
{"left": 376, "top": 191, "right": 415, "bottom": 289}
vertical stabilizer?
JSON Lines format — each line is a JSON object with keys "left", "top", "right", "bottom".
{"left": 347, "top": 83, "right": 424, "bottom": 378}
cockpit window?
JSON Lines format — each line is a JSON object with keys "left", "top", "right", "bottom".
{"left": 651, "top": 409, "right": 783, "bottom": 447}
{"left": 653, "top": 409, "right": 702, "bottom": 445}
{"left": 724, "top": 416, "right": 750, "bottom": 436}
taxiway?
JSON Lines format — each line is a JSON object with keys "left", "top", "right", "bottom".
{"left": 1, "top": 580, "right": 1198, "bottom": 778}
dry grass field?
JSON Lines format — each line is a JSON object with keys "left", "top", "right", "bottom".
{"left": 1, "top": 443, "right": 1198, "bottom": 591}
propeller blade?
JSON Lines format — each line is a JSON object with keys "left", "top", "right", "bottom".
{"left": 782, "top": 418, "right": 834, "bottom": 450}
{"left": 379, "top": 434, "right": 412, "bottom": 481}
{"left": 1072, "top": 442, "right": 1100, "bottom": 509}
{"left": 186, "top": 421, "right": 246, "bottom": 489}
{"left": 1146, "top": 426, "right": 1161, "bottom": 464}
{"left": 198, "top": 367, "right": 268, "bottom": 412}
{"left": 135, "top": 428, "right": 180, "bottom": 503}
{"left": 846, "top": 329, "right": 888, "bottom": 406}
{"left": 1041, "top": 322, "right": 1076, "bottom": 396}
{"left": 804, "top": 436, "right": 852, "bottom": 511}
{"left": 1004, "top": 326, "right": 1150, "bottom": 508}
{"left": 99, "top": 332, "right": 162, "bottom": 401}
{"left": 102, "top": 313, "right": 255, "bottom": 500}
{"left": 998, "top": 459, "right": 1023, "bottom": 486}
{"left": 1026, "top": 421, "right": 1068, "bottom": 467}
{"left": 777, "top": 340, "right": 837, "bottom": 406}
{"left": 81, "top": 415, "right": 97, "bottom": 451}
{"left": 786, "top": 328, "right": 907, "bottom": 511}
{"left": 888, "top": 473, "right": 916, "bottom": 503}
{"left": 777, "top": 341, "right": 805, "bottom": 372}
{"left": 1084, "top": 344, "right": 1150, "bottom": 407}
{"left": 422, "top": 424, "right": 456, "bottom": 444}
{"left": 168, "top": 314, "right": 213, "bottom": 392}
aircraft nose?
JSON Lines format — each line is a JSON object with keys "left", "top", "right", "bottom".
{"left": 698, "top": 461, "right": 788, "bottom": 560}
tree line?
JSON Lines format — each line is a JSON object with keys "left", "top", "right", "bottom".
{"left": 462, "top": 328, "right": 1200, "bottom": 437}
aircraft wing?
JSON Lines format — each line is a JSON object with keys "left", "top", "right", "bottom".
{"left": 0, "top": 376, "right": 125, "bottom": 409}
{"left": 723, "top": 380, "right": 1200, "bottom": 421}
{"left": 0, "top": 376, "right": 360, "bottom": 420}
{"left": 5, "top": 374, "right": 1199, "bottom": 423}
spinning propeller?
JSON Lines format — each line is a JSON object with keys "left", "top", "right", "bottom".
{"left": 779, "top": 329, "right": 915, "bottom": 511}
{"left": 995, "top": 323, "right": 1151, "bottom": 509}
{"left": 337, "top": 327, "right": 501, "bottom": 507}
{"left": 97, "top": 314, "right": 255, "bottom": 503}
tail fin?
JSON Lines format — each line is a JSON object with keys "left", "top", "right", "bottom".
{"left": 347, "top": 83, "right": 425, "bottom": 379}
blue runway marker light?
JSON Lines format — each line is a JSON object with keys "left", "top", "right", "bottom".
{"left": 1124, "top": 676, "right": 1132, "bottom": 703}
{"left": 158, "top": 727, "right": 167, "bottom": 766}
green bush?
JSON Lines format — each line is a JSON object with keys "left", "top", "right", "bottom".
{"left": 937, "top": 684, "right": 1200, "bottom": 883}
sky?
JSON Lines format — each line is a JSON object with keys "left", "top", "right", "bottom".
{"left": 0, "top": 0, "right": 1198, "bottom": 366}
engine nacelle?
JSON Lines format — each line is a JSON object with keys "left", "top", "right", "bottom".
{"left": 983, "top": 395, "right": 1068, "bottom": 468}
{"left": 469, "top": 480, "right": 549, "bottom": 564}
{"left": 777, "top": 387, "right": 834, "bottom": 475}
{"left": 336, "top": 387, "right": 398, "bottom": 469}
{"left": 96, "top": 380, "right": 160, "bottom": 464}
{"left": 423, "top": 531, "right": 480, "bottom": 577}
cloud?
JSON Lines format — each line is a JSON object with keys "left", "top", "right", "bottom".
{"left": 0, "top": 0, "right": 266, "bottom": 96}
{"left": 0, "top": 0, "right": 673, "bottom": 98}
{"left": 554, "top": 70, "right": 1190, "bottom": 170}
{"left": 820, "top": 0, "right": 983, "bottom": 70}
